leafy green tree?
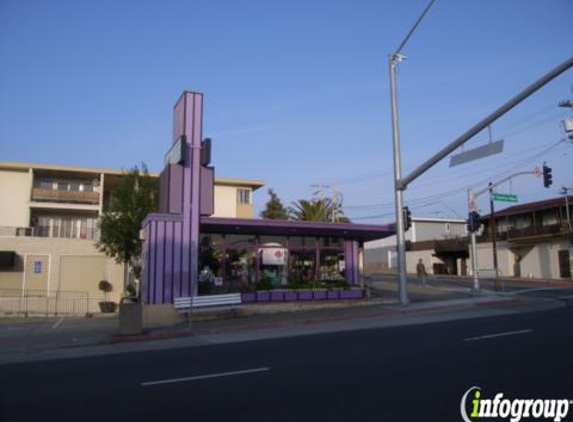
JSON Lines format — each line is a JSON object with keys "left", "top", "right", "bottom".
{"left": 97, "top": 164, "right": 158, "bottom": 284}
{"left": 260, "top": 188, "right": 289, "bottom": 220}
{"left": 289, "top": 197, "right": 350, "bottom": 222}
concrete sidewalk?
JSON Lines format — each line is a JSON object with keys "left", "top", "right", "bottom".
{"left": 0, "top": 281, "right": 564, "bottom": 365}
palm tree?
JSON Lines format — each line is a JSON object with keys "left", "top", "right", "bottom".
{"left": 289, "top": 198, "right": 350, "bottom": 222}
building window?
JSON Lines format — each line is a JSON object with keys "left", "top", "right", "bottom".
{"left": 237, "top": 189, "right": 251, "bottom": 205}
{"left": 34, "top": 216, "right": 97, "bottom": 240}
{"left": 444, "top": 223, "right": 451, "bottom": 233}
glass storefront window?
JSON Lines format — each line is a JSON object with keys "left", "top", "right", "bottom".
{"left": 198, "top": 236, "right": 225, "bottom": 294}
{"left": 289, "top": 250, "right": 316, "bottom": 283}
{"left": 320, "top": 237, "right": 343, "bottom": 248}
{"left": 225, "top": 249, "right": 257, "bottom": 292}
{"left": 258, "top": 246, "right": 288, "bottom": 288}
{"left": 288, "top": 236, "right": 316, "bottom": 248}
{"left": 319, "top": 251, "right": 345, "bottom": 281}
{"left": 200, "top": 233, "right": 225, "bottom": 247}
{"left": 225, "top": 234, "right": 257, "bottom": 246}
{"left": 259, "top": 236, "right": 287, "bottom": 247}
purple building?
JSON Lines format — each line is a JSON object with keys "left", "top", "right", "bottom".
{"left": 141, "top": 91, "right": 394, "bottom": 305}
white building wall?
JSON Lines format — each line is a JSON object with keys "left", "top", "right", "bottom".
{"left": 0, "top": 169, "right": 31, "bottom": 228}
{"left": 213, "top": 185, "right": 237, "bottom": 218}
{"left": 471, "top": 240, "right": 570, "bottom": 279}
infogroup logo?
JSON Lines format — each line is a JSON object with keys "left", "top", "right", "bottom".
{"left": 460, "top": 387, "right": 572, "bottom": 422}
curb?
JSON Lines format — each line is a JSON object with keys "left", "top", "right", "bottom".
{"left": 112, "top": 296, "right": 520, "bottom": 343}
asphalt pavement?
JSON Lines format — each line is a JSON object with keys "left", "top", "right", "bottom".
{"left": 1, "top": 286, "right": 572, "bottom": 422}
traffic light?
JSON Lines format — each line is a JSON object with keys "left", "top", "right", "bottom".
{"left": 467, "top": 211, "right": 481, "bottom": 233}
{"left": 403, "top": 206, "right": 412, "bottom": 231}
{"left": 542, "top": 163, "right": 553, "bottom": 188}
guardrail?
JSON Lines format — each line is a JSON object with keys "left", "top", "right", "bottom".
{"left": 0, "top": 289, "right": 106, "bottom": 316}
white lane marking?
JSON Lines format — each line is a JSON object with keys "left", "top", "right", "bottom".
{"left": 141, "top": 367, "right": 271, "bottom": 387}
{"left": 51, "top": 317, "right": 65, "bottom": 329}
{"left": 464, "top": 329, "right": 532, "bottom": 342}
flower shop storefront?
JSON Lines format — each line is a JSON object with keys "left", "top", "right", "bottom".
{"left": 140, "top": 91, "right": 395, "bottom": 306}
{"left": 197, "top": 217, "right": 394, "bottom": 302}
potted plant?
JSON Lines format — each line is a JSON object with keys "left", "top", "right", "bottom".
{"left": 98, "top": 280, "right": 116, "bottom": 313}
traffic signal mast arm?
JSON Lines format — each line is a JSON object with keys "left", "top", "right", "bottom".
{"left": 467, "top": 169, "right": 540, "bottom": 292}
{"left": 472, "top": 170, "right": 537, "bottom": 199}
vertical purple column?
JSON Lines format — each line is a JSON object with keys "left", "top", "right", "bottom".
{"left": 173, "top": 91, "right": 203, "bottom": 298}
{"left": 344, "top": 240, "right": 359, "bottom": 285}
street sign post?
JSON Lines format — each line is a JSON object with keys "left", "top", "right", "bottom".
{"left": 491, "top": 193, "right": 518, "bottom": 203}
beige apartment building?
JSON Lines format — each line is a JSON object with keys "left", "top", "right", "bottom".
{"left": 0, "top": 161, "right": 264, "bottom": 313}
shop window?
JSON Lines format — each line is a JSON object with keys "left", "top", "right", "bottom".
{"left": 319, "top": 251, "right": 345, "bottom": 281}
{"left": 225, "top": 234, "right": 257, "bottom": 246}
{"left": 288, "top": 236, "right": 316, "bottom": 248}
{"left": 319, "top": 237, "right": 343, "bottom": 248}
{"left": 199, "top": 233, "right": 225, "bottom": 247}
{"left": 198, "top": 236, "right": 225, "bottom": 294}
{"left": 259, "top": 235, "right": 287, "bottom": 247}
{"left": 289, "top": 250, "right": 316, "bottom": 283}
{"left": 225, "top": 249, "right": 257, "bottom": 292}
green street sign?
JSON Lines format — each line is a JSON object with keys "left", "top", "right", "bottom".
{"left": 492, "top": 193, "right": 518, "bottom": 203}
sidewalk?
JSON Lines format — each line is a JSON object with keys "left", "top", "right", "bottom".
{"left": 2, "top": 280, "right": 563, "bottom": 365}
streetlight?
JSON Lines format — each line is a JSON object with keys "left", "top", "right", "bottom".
{"left": 389, "top": 0, "right": 437, "bottom": 305}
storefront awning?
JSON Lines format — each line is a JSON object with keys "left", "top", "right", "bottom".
{"left": 200, "top": 217, "right": 394, "bottom": 243}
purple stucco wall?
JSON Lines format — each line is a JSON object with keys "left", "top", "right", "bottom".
{"left": 141, "top": 91, "right": 204, "bottom": 304}
{"left": 344, "top": 240, "right": 360, "bottom": 285}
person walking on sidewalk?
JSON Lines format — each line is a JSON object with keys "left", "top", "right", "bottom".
{"left": 416, "top": 258, "right": 427, "bottom": 286}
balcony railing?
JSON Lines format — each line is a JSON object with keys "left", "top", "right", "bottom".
{"left": 478, "top": 223, "right": 570, "bottom": 242}
{"left": 32, "top": 188, "right": 100, "bottom": 205}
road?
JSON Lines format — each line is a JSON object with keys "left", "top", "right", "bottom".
{"left": 1, "top": 288, "right": 572, "bottom": 422}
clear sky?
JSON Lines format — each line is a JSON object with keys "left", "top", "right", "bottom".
{"left": 1, "top": 0, "right": 571, "bottom": 222}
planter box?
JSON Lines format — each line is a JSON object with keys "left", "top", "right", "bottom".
{"left": 313, "top": 290, "right": 327, "bottom": 300}
{"left": 284, "top": 291, "right": 298, "bottom": 301}
{"left": 340, "top": 290, "right": 363, "bottom": 299}
{"left": 256, "top": 291, "right": 270, "bottom": 302}
{"left": 241, "top": 293, "right": 256, "bottom": 303}
{"left": 327, "top": 290, "right": 339, "bottom": 300}
{"left": 99, "top": 301, "right": 117, "bottom": 313}
{"left": 270, "top": 291, "right": 284, "bottom": 302}
{"left": 298, "top": 291, "right": 313, "bottom": 301}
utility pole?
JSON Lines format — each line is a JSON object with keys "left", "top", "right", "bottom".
{"left": 488, "top": 182, "right": 501, "bottom": 291}
{"left": 389, "top": 0, "right": 437, "bottom": 305}
{"left": 332, "top": 180, "right": 338, "bottom": 222}
{"left": 561, "top": 187, "right": 573, "bottom": 233}
{"left": 468, "top": 189, "right": 480, "bottom": 291}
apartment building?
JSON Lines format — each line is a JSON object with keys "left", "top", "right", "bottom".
{"left": 365, "top": 196, "right": 573, "bottom": 281}
{"left": 0, "top": 161, "right": 264, "bottom": 311}
{"left": 475, "top": 195, "right": 573, "bottom": 280}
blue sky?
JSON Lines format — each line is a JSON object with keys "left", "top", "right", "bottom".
{"left": 1, "top": 0, "right": 571, "bottom": 222}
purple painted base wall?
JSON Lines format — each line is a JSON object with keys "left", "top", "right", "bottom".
{"left": 141, "top": 213, "right": 186, "bottom": 304}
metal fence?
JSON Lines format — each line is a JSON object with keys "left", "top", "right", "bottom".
{"left": 0, "top": 289, "right": 106, "bottom": 316}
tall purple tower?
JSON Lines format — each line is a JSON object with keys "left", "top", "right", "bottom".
{"left": 141, "top": 91, "right": 213, "bottom": 304}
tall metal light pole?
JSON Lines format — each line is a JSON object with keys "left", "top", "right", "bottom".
{"left": 389, "top": 0, "right": 437, "bottom": 305}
